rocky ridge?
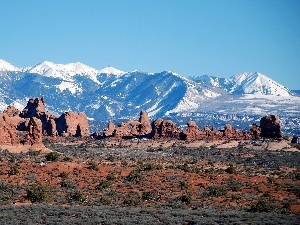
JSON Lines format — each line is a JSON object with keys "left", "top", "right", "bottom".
{"left": 0, "top": 97, "right": 284, "bottom": 147}
{"left": 0, "top": 97, "right": 89, "bottom": 147}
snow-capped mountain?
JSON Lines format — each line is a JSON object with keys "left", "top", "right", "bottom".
{"left": 0, "top": 59, "right": 21, "bottom": 71}
{"left": 228, "top": 72, "right": 293, "bottom": 96}
{"left": 0, "top": 59, "right": 299, "bottom": 135}
{"left": 191, "top": 72, "right": 295, "bottom": 96}
{"left": 26, "top": 61, "right": 101, "bottom": 84}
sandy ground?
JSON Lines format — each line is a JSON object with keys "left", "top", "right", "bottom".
{"left": 1, "top": 139, "right": 299, "bottom": 153}
{"left": 0, "top": 144, "right": 52, "bottom": 153}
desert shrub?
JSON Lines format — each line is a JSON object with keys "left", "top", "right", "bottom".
{"left": 0, "top": 181, "right": 9, "bottom": 192}
{"left": 28, "top": 150, "right": 41, "bottom": 157}
{"left": 249, "top": 197, "right": 281, "bottom": 213}
{"left": 45, "top": 152, "right": 59, "bottom": 161}
{"left": 288, "top": 186, "right": 300, "bottom": 198}
{"left": 142, "top": 190, "right": 158, "bottom": 201}
{"left": 70, "top": 190, "right": 85, "bottom": 202}
{"left": 225, "top": 164, "right": 237, "bottom": 174}
{"left": 62, "top": 156, "right": 73, "bottom": 162}
{"left": 203, "top": 185, "right": 227, "bottom": 197}
{"left": 106, "top": 173, "right": 116, "bottom": 181}
{"left": 100, "top": 196, "right": 111, "bottom": 205}
{"left": 223, "top": 177, "right": 243, "bottom": 192}
{"left": 177, "top": 162, "right": 200, "bottom": 173}
{"left": 95, "top": 180, "right": 111, "bottom": 191}
{"left": 125, "top": 170, "right": 142, "bottom": 184}
{"left": 123, "top": 193, "right": 140, "bottom": 206}
{"left": 140, "top": 162, "right": 162, "bottom": 171}
{"left": 26, "top": 184, "right": 51, "bottom": 203}
{"left": 88, "top": 161, "right": 98, "bottom": 170}
{"left": 178, "top": 192, "right": 192, "bottom": 205}
{"left": 60, "top": 179, "right": 77, "bottom": 189}
{"left": 180, "top": 181, "right": 190, "bottom": 190}
{"left": 58, "top": 172, "right": 69, "bottom": 178}
{"left": 7, "top": 165, "right": 19, "bottom": 175}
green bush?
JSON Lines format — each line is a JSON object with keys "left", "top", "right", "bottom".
{"left": 70, "top": 190, "right": 85, "bottom": 202}
{"left": 142, "top": 190, "right": 158, "bottom": 201}
{"left": 100, "top": 196, "right": 111, "bottom": 205}
{"left": 225, "top": 164, "right": 237, "bottom": 174}
{"left": 26, "top": 184, "right": 51, "bottom": 203}
{"left": 180, "top": 181, "right": 190, "bottom": 190}
{"left": 95, "top": 180, "right": 111, "bottom": 191}
{"left": 178, "top": 192, "right": 192, "bottom": 205}
{"left": 249, "top": 198, "right": 281, "bottom": 213}
{"left": 45, "top": 152, "right": 59, "bottom": 162}
{"left": 125, "top": 170, "right": 142, "bottom": 184}
{"left": 203, "top": 185, "right": 228, "bottom": 197}
{"left": 7, "top": 165, "right": 19, "bottom": 175}
{"left": 88, "top": 161, "right": 98, "bottom": 171}
{"left": 123, "top": 193, "right": 140, "bottom": 206}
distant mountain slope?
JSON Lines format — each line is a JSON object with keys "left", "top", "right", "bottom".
{"left": 0, "top": 59, "right": 299, "bottom": 123}
{"left": 0, "top": 60, "right": 223, "bottom": 119}
{"left": 190, "top": 72, "right": 294, "bottom": 96}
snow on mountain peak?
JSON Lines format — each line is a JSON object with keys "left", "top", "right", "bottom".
{"left": 229, "top": 72, "right": 291, "bottom": 96}
{"left": 98, "top": 66, "right": 125, "bottom": 75}
{"left": 26, "top": 61, "right": 100, "bottom": 83}
{"left": 0, "top": 59, "right": 21, "bottom": 71}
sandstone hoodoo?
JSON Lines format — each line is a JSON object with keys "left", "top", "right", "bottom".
{"left": 260, "top": 115, "right": 282, "bottom": 139}
{"left": 151, "top": 118, "right": 181, "bottom": 139}
{"left": 0, "top": 114, "right": 23, "bottom": 145}
{"left": 0, "top": 96, "right": 287, "bottom": 144}
{"left": 23, "top": 117, "right": 43, "bottom": 146}
{"left": 56, "top": 111, "right": 89, "bottom": 137}
{"left": 102, "top": 111, "right": 152, "bottom": 139}
{"left": 0, "top": 97, "right": 90, "bottom": 148}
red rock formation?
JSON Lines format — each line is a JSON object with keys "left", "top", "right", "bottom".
{"left": 0, "top": 114, "right": 23, "bottom": 145}
{"left": 139, "top": 111, "right": 151, "bottom": 135}
{"left": 103, "top": 111, "right": 151, "bottom": 139}
{"left": 46, "top": 118, "right": 57, "bottom": 137}
{"left": 249, "top": 123, "right": 261, "bottom": 139}
{"left": 103, "top": 121, "right": 116, "bottom": 137}
{"left": 20, "top": 97, "right": 58, "bottom": 135}
{"left": 23, "top": 117, "right": 43, "bottom": 146}
{"left": 260, "top": 115, "right": 282, "bottom": 139}
{"left": 3, "top": 106, "right": 20, "bottom": 117}
{"left": 56, "top": 111, "right": 89, "bottom": 137}
{"left": 180, "top": 121, "right": 206, "bottom": 141}
{"left": 20, "top": 97, "right": 46, "bottom": 118}
{"left": 151, "top": 118, "right": 181, "bottom": 139}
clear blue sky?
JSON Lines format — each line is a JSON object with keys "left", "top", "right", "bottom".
{"left": 1, "top": 0, "right": 299, "bottom": 89}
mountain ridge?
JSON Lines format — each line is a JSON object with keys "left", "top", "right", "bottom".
{"left": 0, "top": 59, "right": 299, "bottom": 124}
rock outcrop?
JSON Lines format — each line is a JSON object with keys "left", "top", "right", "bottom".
{"left": 23, "top": 117, "right": 43, "bottom": 146}
{"left": 151, "top": 118, "right": 181, "bottom": 139}
{"left": 103, "top": 111, "right": 152, "bottom": 139}
{"left": 56, "top": 111, "right": 89, "bottom": 137}
{"left": 103, "top": 121, "right": 116, "bottom": 137}
{"left": 139, "top": 111, "right": 151, "bottom": 135}
{"left": 260, "top": 115, "right": 282, "bottom": 139}
{"left": 0, "top": 114, "right": 23, "bottom": 145}
{"left": 3, "top": 106, "right": 20, "bottom": 117}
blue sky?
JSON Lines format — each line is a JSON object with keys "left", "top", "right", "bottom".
{"left": 1, "top": 0, "right": 299, "bottom": 89}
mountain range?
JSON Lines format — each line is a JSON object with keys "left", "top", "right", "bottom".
{"left": 0, "top": 59, "right": 299, "bottom": 135}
